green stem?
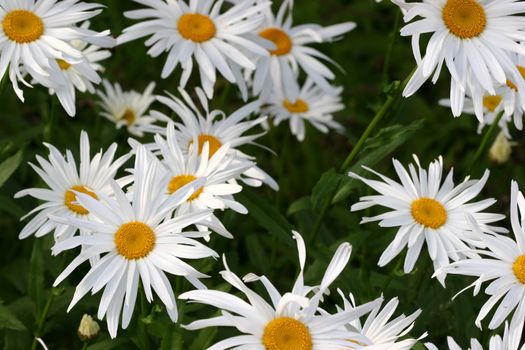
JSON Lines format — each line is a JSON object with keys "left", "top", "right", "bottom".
{"left": 30, "top": 291, "right": 56, "bottom": 350}
{"left": 382, "top": 10, "right": 401, "bottom": 84}
{"left": 81, "top": 342, "right": 88, "bottom": 350}
{"left": 43, "top": 97, "right": 57, "bottom": 143}
{"left": 380, "top": 255, "right": 403, "bottom": 294}
{"left": 138, "top": 289, "right": 152, "bottom": 350}
{"left": 466, "top": 110, "right": 504, "bottom": 174}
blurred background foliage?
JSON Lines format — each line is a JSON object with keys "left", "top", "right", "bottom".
{"left": 0, "top": 0, "right": 522, "bottom": 349}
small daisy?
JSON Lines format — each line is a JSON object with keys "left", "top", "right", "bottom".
{"left": 180, "top": 231, "right": 383, "bottom": 350}
{"left": 151, "top": 88, "right": 278, "bottom": 190}
{"left": 152, "top": 123, "right": 255, "bottom": 238}
{"left": 15, "top": 131, "right": 129, "bottom": 241}
{"left": 96, "top": 80, "right": 161, "bottom": 137}
{"left": 437, "top": 182, "right": 525, "bottom": 346}
{"left": 50, "top": 146, "right": 217, "bottom": 338}
{"left": 0, "top": 0, "right": 114, "bottom": 101}
{"left": 264, "top": 78, "right": 345, "bottom": 141}
{"left": 339, "top": 292, "right": 424, "bottom": 350}
{"left": 118, "top": 0, "right": 270, "bottom": 99}
{"left": 349, "top": 155, "right": 506, "bottom": 282}
{"left": 252, "top": 0, "right": 355, "bottom": 101}
{"left": 393, "top": 0, "right": 525, "bottom": 117}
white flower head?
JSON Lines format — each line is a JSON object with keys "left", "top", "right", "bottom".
{"left": 180, "top": 231, "right": 383, "bottom": 350}
{"left": 50, "top": 146, "right": 217, "bottom": 338}
{"left": 15, "top": 131, "right": 129, "bottom": 241}
{"left": 349, "top": 155, "right": 507, "bottom": 282}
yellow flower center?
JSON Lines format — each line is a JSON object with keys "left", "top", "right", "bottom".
{"left": 411, "top": 198, "right": 448, "bottom": 229}
{"left": 262, "top": 317, "right": 312, "bottom": 350}
{"left": 513, "top": 255, "right": 525, "bottom": 284}
{"left": 442, "top": 0, "right": 486, "bottom": 39}
{"left": 177, "top": 13, "right": 216, "bottom": 43}
{"left": 64, "top": 186, "right": 98, "bottom": 215}
{"left": 121, "top": 109, "right": 136, "bottom": 126}
{"left": 260, "top": 27, "right": 292, "bottom": 56}
{"left": 57, "top": 59, "right": 71, "bottom": 71}
{"left": 167, "top": 174, "right": 203, "bottom": 200}
{"left": 114, "top": 222, "right": 155, "bottom": 260}
{"left": 2, "top": 10, "right": 44, "bottom": 43}
{"left": 283, "top": 98, "right": 309, "bottom": 114}
{"left": 506, "top": 66, "right": 525, "bottom": 91}
{"left": 189, "top": 134, "right": 222, "bottom": 158}
{"left": 483, "top": 95, "right": 502, "bottom": 112}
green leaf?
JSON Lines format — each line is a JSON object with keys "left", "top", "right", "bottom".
{"left": 310, "top": 169, "right": 345, "bottom": 212}
{"left": 28, "top": 239, "right": 45, "bottom": 317}
{"left": 0, "top": 302, "right": 27, "bottom": 331}
{"left": 0, "top": 148, "right": 24, "bottom": 188}
{"left": 0, "top": 194, "right": 25, "bottom": 217}
{"left": 286, "top": 196, "right": 312, "bottom": 216}
{"left": 189, "top": 327, "right": 217, "bottom": 350}
{"left": 87, "top": 338, "right": 130, "bottom": 350}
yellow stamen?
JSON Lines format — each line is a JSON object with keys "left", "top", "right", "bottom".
{"left": 114, "top": 222, "right": 155, "bottom": 260}
{"left": 64, "top": 186, "right": 98, "bottom": 215}
{"left": 411, "top": 198, "right": 448, "bottom": 229}
{"left": 57, "top": 59, "right": 71, "bottom": 71}
{"left": 262, "top": 317, "right": 312, "bottom": 350}
{"left": 177, "top": 13, "right": 216, "bottom": 43}
{"left": 513, "top": 255, "right": 525, "bottom": 284}
{"left": 506, "top": 66, "right": 525, "bottom": 91}
{"left": 167, "top": 174, "right": 203, "bottom": 200}
{"left": 260, "top": 27, "right": 292, "bottom": 56}
{"left": 2, "top": 10, "right": 44, "bottom": 43}
{"left": 189, "top": 134, "right": 222, "bottom": 158}
{"left": 482, "top": 95, "right": 502, "bottom": 112}
{"left": 121, "top": 109, "right": 136, "bottom": 126}
{"left": 283, "top": 98, "right": 309, "bottom": 114}
{"left": 442, "top": 0, "right": 486, "bottom": 39}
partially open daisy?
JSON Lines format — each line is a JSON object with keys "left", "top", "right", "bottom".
{"left": 96, "top": 80, "right": 161, "bottom": 137}
{"left": 0, "top": 0, "right": 114, "bottom": 101}
{"left": 180, "top": 231, "right": 383, "bottom": 350}
{"left": 339, "top": 293, "right": 424, "bottom": 350}
{"left": 15, "top": 131, "right": 128, "bottom": 241}
{"left": 251, "top": 0, "right": 355, "bottom": 101}
{"left": 118, "top": 0, "right": 270, "bottom": 99}
{"left": 349, "top": 155, "right": 506, "bottom": 282}
{"left": 393, "top": 0, "right": 525, "bottom": 117}
{"left": 151, "top": 88, "right": 278, "bottom": 190}
{"left": 436, "top": 182, "right": 525, "bottom": 345}
{"left": 264, "top": 78, "right": 345, "bottom": 141}
{"left": 50, "top": 146, "right": 217, "bottom": 338}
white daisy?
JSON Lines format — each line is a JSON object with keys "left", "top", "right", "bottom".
{"left": 50, "top": 146, "right": 217, "bottom": 338}
{"left": 339, "top": 292, "right": 424, "bottom": 350}
{"left": 264, "top": 78, "right": 345, "bottom": 141}
{"left": 180, "top": 231, "right": 383, "bottom": 350}
{"left": 0, "top": 0, "right": 114, "bottom": 101}
{"left": 425, "top": 324, "right": 522, "bottom": 350}
{"left": 152, "top": 122, "right": 254, "bottom": 238}
{"left": 150, "top": 87, "right": 278, "bottom": 190}
{"left": 393, "top": 0, "right": 525, "bottom": 117}
{"left": 15, "top": 131, "right": 128, "bottom": 241}
{"left": 436, "top": 181, "right": 525, "bottom": 347}
{"left": 349, "top": 155, "right": 506, "bottom": 282}
{"left": 96, "top": 80, "right": 161, "bottom": 137}
{"left": 251, "top": 0, "right": 355, "bottom": 101}
{"left": 118, "top": 0, "right": 271, "bottom": 99}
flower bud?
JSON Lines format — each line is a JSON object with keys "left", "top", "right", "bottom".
{"left": 489, "top": 131, "right": 515, "bottom": 164}
{"left": 78, "top": 314, "right": 100, "bottom": 341}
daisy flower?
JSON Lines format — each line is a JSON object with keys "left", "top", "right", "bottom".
{"left": 15, "top": 131, "right": 129, "bottom": 241}
{"left": 264, "top": 78, "right": 345, "bottom": 141}
{"left": 96, "top": 80, "right": 162, "bottom": 137}
{"left": 0, "top": 0, "right": 114, "bottom": 101}
{"left": 50, "top": 146, "right": 217, "bottom": 338}
{"left": 118, "top": 0, "right": 270, "bottom": 99}
{"left": 251, "top": 0, "right": 355, "bottom": 101}
{"left": 393, "top": 0, "right": 525, "bottom": 117}
{"left": 180, "top": 231, "right": 383, "bottom": 350}
{"left": 150, "top": 88, "right": 278, "bottom": 190}
{"left": 425, "top": 324, "right": 522, "bottom": 350}
{"left": 338, "top": 292, "right": 424, "bottom": 350}
{"left": 349, "top": 155, "right": 506, "bottom": 282}
{"left": 436, "top": 182, "right": 525, "bottom": 346}
{"left": 152, "top": 123, "right": 255, "bottom": 238}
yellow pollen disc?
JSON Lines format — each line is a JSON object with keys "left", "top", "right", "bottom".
{"left": 114, "top": 222, "right": 155, "bottom": 260}
{"left": 57, "top": 59, "right": 71, "bottom": 71}
{"left": 442, "top": 0, "right": 486, "bottom": 39}
{"left": 189, "top": 134, "right": 222, "bottom": 158}
{"left": 283, "top": 98, "right": 309, "bottom": 114}
{"left": 506, "top": 66, "right": 525, "bottom": 91}
{"left": 64, "top": 185, "right": 98, "bottom": 215}
{"left": 260, "top": 27, "right": 292, "bottom": 56}
{"left": 2, "top": 10, "right": 44, "bottom": 43}
{"left": 177, "top": 13, "right": 216, "bottom": 43}
{"left": 513, "top": 255, "right": 525, "bottom": 284}
{"left": 168, "top": 174, "right": 203, "bottom": 200}
{"left": 483, "top": 95, "right": 502, "bottom": 112}
{"left": 411, "top": 197, "right": 448, "bottom": 229}
{"left": 121, "top": 109, "right": 136, "bottom": 126}
{"left": 262, "top": 317, "right": 312, "bottom": 350}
